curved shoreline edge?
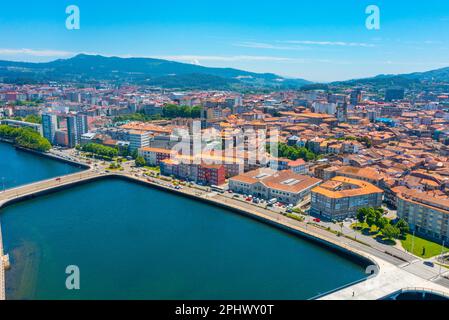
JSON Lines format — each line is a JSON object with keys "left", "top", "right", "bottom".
{"left": 14, "top": 146, "right": 91, "bottom": 170}
{"left": 0, "top": 172, "right": 377, "bottom": 300}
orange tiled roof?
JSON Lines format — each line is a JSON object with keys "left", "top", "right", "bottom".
{"left": 312, "top": 176, "right": 383, "bottom": 199}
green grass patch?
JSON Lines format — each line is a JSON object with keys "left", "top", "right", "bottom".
{"left": 286, "top": 213, "right": 305, "bottom": 222}
{"left": 401, "top": 233, "right": 449, "bottom": 259}
{"left": 352, "top": 222, "right": 368, "bottom": 230}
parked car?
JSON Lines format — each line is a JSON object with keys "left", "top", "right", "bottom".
{"left": 313, "top": 218, "right": 321, "bottom": 223}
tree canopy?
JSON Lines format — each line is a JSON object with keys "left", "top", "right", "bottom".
{"left": 77, "top": 143, "right": 119, "bottom": 158}
{"left": 356, "top": 207, "right": 410, "bottom": 241}
{"left": 276, "top": 143, "right": 318, "bottom": 161}
{"left": 382, "top": 224, "right": 401, "bottom": 240}
{"left": 113, "top": 104, "right": 202, "bottom": 123}
{"left": 135, "top": 155, "right": 146, "bottom": 167}
{"left": 162, "top": 104, "right": 202, "bottom": 119}
{"left": 0, "top": 125, "right": 51, "bottom": 152}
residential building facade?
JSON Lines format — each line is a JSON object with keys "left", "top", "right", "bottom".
{"left": 229, "top": 168, "right": 321, "bottom": 205}
{"left": 394, "top": 187, "right": 449, "bottom": 242}
{"left": 311, "top": 176, "right": 383, "bottom": 220}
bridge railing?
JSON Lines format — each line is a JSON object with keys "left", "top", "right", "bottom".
{"left": 0, "top": 170, "right": 101, "bottom": 203}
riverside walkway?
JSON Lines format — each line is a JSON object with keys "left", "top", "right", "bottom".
{"left": 0, "top": 169, "right": 102, "bottom": 209}
{"left": 318, "top": 254, "right": 449, "bottom": 300}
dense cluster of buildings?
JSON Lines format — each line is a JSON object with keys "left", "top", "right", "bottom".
{"left": 1, "top": 82, "right": 449, "bottom": 242}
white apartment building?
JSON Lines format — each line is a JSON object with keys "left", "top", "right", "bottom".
{"left": 394, "top": 186, "right": 449, "bottom": 242}
{"left": 129, "top": 130, "right": 150, "bottom": 151}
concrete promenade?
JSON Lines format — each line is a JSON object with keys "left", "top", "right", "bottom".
{"left": 0, "top": 163, "right": 448, "bottom": 300}
{"left": 319, "top": 254, "right": 449, "bottom": 300}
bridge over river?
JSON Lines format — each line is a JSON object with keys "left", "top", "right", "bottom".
{"left": 0, "top": 168, "right": 103, "bottom": 300}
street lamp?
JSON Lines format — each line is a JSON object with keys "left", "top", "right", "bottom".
{"left": 411, "top": 230, "right": 416, "bottom": 255}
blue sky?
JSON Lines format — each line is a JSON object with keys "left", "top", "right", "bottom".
{"left": 1, "top": 0, "right": 449, "bottom": 82}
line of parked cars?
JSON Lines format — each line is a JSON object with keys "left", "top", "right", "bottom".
{"left": 235, "top": 194, "right": 297, "bottom": 211}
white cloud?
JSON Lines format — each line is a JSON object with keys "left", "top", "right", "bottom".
{"left": 0, "top": 48, "right": 73, "bottom": 57}
{"left": 282, "top": 40, "right": 376, "bottom": 48}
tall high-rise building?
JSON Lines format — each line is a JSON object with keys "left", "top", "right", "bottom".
{"left": 336, "top": 102, "right": 348, "bottom": 122}
{"left": 67, "top": 113, "right": 89, "bottom": 148}
{"left": 41, "top": 113, "right": 58, "bottom": 144}
{"left": 385, "top": 87, "right": 405, "bottom": 102}
{"left": 129, "top": 130, "right": 150, "bottom": 151}
{"left": 350, "top": 88, "right": 363, "bottom": 106}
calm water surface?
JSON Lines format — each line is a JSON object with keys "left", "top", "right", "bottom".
{"left": 0, "top": 143, "right": 367, "bottom": 300}
{"left": 0, "top": 142, "right": 82, "bottom": 189}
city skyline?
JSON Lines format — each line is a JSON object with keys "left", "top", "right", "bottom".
{"left": 1, "top": 0, "right": 449, "bottom": 82}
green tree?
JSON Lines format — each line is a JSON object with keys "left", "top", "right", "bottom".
{"left": 135, "top": 156, "right": 146, "bottom": 167}
{"left": 382, "top": 224, "right": 401, "bottom": 240}
{"left": 131, "top": 149, "right": 139, "bottom": 159}
{"left": 366, "top": 210, "right": 378, "bottom": 228}
{"left": 275, "top": 143, "right": 319, "bottom": 161}
{"left": 0, "top": 125, "right": 51, "bottom": 152}
{"left": 191, "top": 106, "right": 202, "bottom": 118}
{"left": 395, "top": 219, "right": 410, "bottom": 237}
{"left": 376, "top": 217, "right": 390, "bottom": 230}
{"left": 24, "top": 114, "right": 42, "bottom": 124}
{"left": 79, "top": 143, "right": 119, "bottom": 159}
{"left": 356, "top": 208, "right": 369, "bottom": 224}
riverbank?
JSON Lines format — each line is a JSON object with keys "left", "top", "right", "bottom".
{"left": 16, "top": 147, "right": 91, "bottom": 170}
{"left": 1, "top": 174, "right": 370, "bottom": 299}
{"left": 0, "top": 170, "right": 375, "bottom": 299}
{"left": 0, "top": 139, "right": 90, "bottom": 170}
{"left": 0, "top": 172, "right": 375, "bottom": 269}
{"left": 1, "top": 155, "right": 448, "bottom": 299}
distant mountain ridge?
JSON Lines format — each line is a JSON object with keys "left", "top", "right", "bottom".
{"left": 332, "top": 66, "right": 449, "bottom": 88}
{"left": 0, "top": 54, "right": 311, "bottom": 90}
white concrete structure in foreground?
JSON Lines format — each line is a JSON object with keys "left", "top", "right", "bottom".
{"left": 320, "top": 254, "right": 449, "bottom": 300}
